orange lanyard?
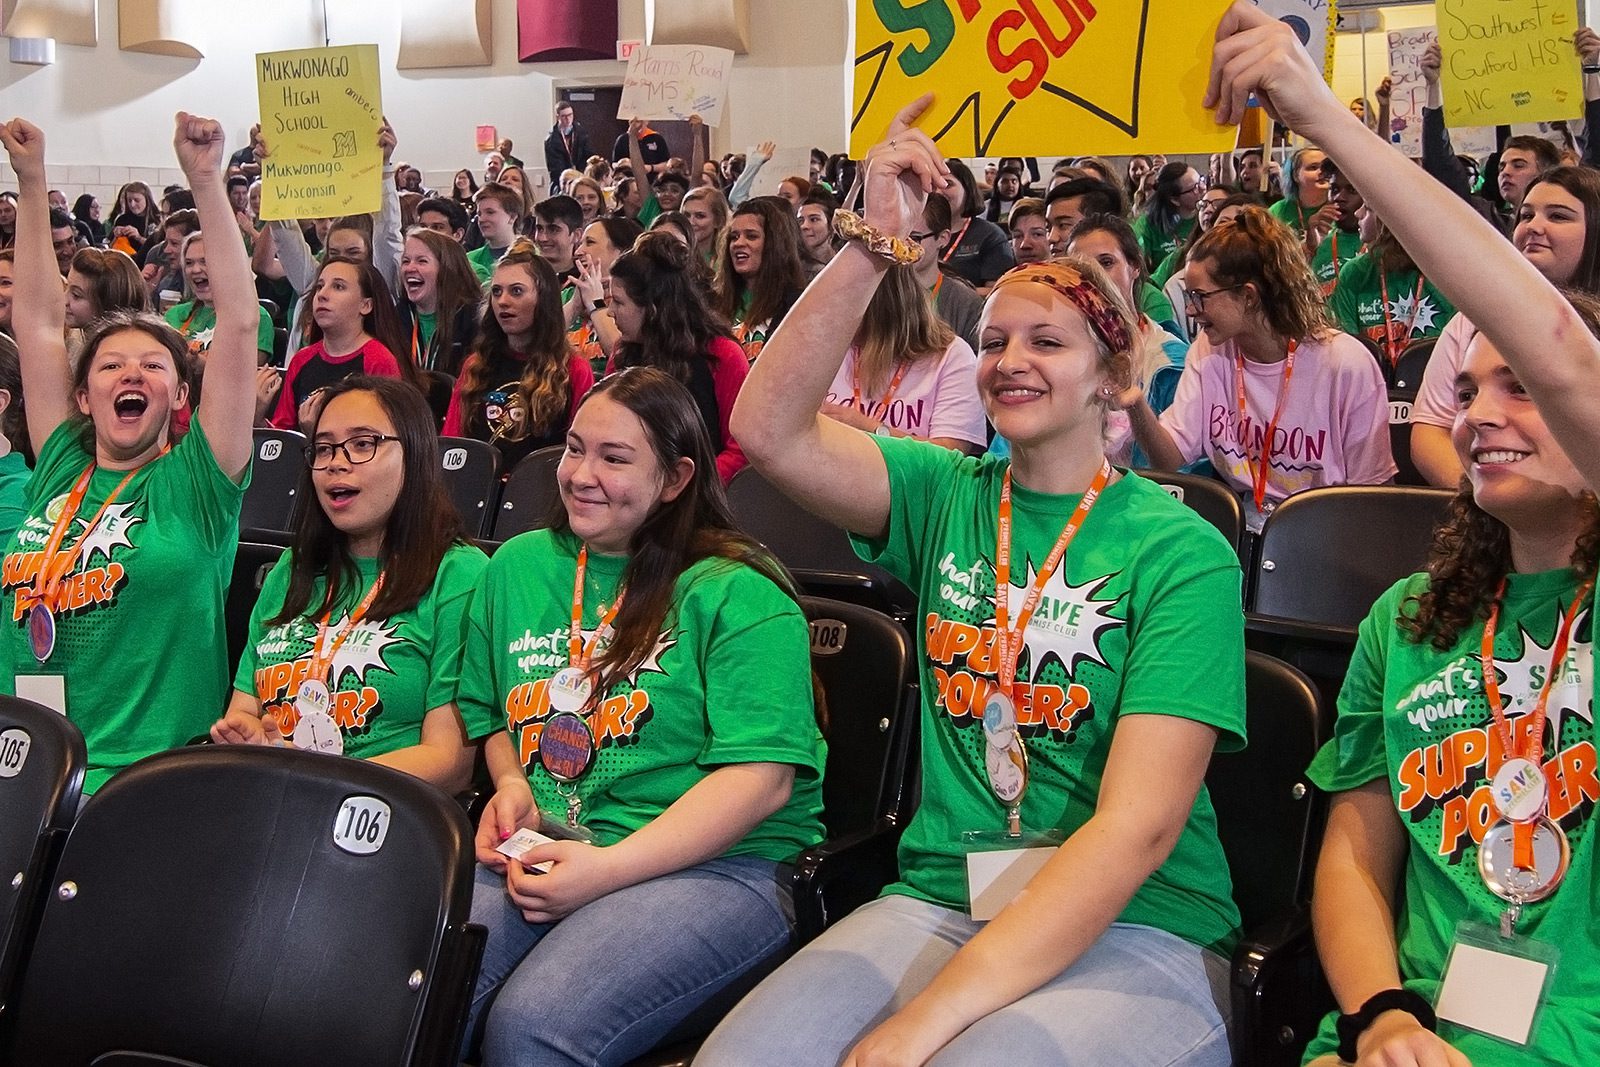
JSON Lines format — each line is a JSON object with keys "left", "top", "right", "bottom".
{"left": 568, "top": 546, "right": 623, "bottom": 670}
{"left": 992, "top": 459, "right": 1111, "bottom": 696}
{"left": 929, "top": 272, "right": 945, "bottom": 301}
{"left": 1378, "top": 268, "right": 1426, "bottom": 367}
{"left": 1481, "top": 577, "right": 1592, "bottom": 866}
{"left": 307, "top": 572, "right": 386, "bottom": 686}
{"left": 28, "top": 454, "right": 160, "bottom": 609}
{"left": 941, "top": 217, "right": 972, "bottom": 264}
{"left": 1233, "top": 340, "right": 1297, "bottom": 512}
{"left": 410, "top": 315, "right": 422, "bottom": 367}
{"left": 179, "top": 302, "right": 203, "bottom": 335}
{"left": 851, "top": 357, "right": 911, "bottom": 416}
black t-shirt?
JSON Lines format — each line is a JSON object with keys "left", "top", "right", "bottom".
{"left": 461, "top": 350, "right": 571, "bottom": 470}
{"left": 942, "top": 216, "right": 1015, "bottom": 288}
{"left": 613, "top": 349, "right": 723, "bottom": 453}
{"left": 612, "top": 131, "right": 671, "bottom": 166}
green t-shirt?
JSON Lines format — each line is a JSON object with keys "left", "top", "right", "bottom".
{"left": 2, "top": 421, "right": 245, "bottom": 792}
{"left": 234, "top": 543, "right": 489, "bottom": 758}
{"left": 416, "top": 310, "right": 437, "bottom": 357}
{"left": 636, "top": 191, "right": 663, "bottom": 228}
{"left": 1330, "top": 252, "right": 1457, "bottom": 354}
{"left": 1268, "top": 197, "right": 1315, "bottom": 235}
{"left": 1151, "top": 244, "right": 1186, "bottom": 289}
{"left": 164, "top": 300, "right": 276, "bottom": 358}
{"left": 457, "top": 529, "right": 826, "bottom": 861}
{"left": 466, "top": 244, "right": 502, "bottom": 285}
{"left": 1311, "top": 228, "right": 1363, "bottom": 297}
{"left": 1138, "top": 281, "right": 1180, "bottom": 335}
{"left": 1303, "top": 571, "right": 1600, "bottom": 1066}
{"left": 0, "top": 451, "right": 30, "bottom": 548}
{"left": 852, "top": 437, "right": 1246, "bottom": 952}
{"left": 1132, "top": 213, "right": 1195, "bottom": 271}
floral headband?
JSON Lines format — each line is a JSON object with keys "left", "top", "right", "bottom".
{"left": 990, "top": 262, "right": 1132, "bottom": 355}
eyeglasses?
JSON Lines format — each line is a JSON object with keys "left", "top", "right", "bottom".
{"left": 305, "top": 434, "right": 401, "bottom": 470}
{"left": 909, "top": 230, "right": 937, "bottom": 242}
{"left": 1182, "top": 284, "right": 1244, "bottom": 312}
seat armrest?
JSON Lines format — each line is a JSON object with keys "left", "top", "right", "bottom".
{"left": 792, "top": 818, "right": 905, "bottom": 944}
{"left": 1231, "top": 907, "right": 1335, "bottom": 1067}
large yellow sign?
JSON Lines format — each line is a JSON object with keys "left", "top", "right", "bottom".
{"left": 850, "top": 0, "right": 1237, "bottom": 158}
{"left": 256, "top": 45, "right": 384, "bottom": 222}
{"left": 1438, "top": 0, "right": 1582, "bottom": 127}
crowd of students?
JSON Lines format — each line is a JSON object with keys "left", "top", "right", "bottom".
{"left": 2, "top": 2, "right": 1599, "bottom": 1064}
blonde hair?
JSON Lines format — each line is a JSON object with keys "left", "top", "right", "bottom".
{"left": 855, "top": 264, "right": 955, "bottom": 394}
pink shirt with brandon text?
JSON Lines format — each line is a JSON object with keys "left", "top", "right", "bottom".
{"left": 1159, "top": 331, "right": 1395, "bottom": 529}
{"left": 823, "top": 338, "right": 986, "bottom": 447}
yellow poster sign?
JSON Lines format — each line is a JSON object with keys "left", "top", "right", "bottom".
{"left": 850, "top": 0, "right": 1236, "bottom": 158}
{"left": 256, "top": 44, "right": 384, "bottom": 222}
{"left": 1438, "top": 0, "right": 1582, "bottom": 127}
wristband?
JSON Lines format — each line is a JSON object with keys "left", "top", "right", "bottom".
{"left": 1584, "top": 64, "right": 1600, "bottom": 74}
{"left": 833, "top": 210, "right": 923, "bottom": 265}
{"left": 1335, "top": 988, "right": 1437, "bottom": 1062}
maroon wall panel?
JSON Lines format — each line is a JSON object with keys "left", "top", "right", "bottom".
{"left": 518, "top": 0, "right": 619, "bottom": 62}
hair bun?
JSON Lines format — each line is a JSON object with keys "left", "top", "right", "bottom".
{"left": 635, "top": 229, "right": 690, "bottom": 272}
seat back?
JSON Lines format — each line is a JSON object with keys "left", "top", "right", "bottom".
{"left": 0, "top": 698, "right": 85, "bottom": 1019}
{"left": 421, "top": 371, "right": 456, "bottom": 430}
{"left": 242, "top": 428, "right": 306, "bottom": 538}
{"left": 1208, "top": 652, "right": 1324, "bottom": 927}
{"left": 4, "top": 747, "right": 482, "bottom": 1067}
{"left": 801, "top": 598, "right": 918, "bottom": 837}
{"left": 493, "top": 445, "right": 564, "bottom": 539}
{"left": 728, "top": 469, "right": 911, "bottom": 610}
{"left": 1387, "top": 393, "right": 1425, "bottom": 487}
{"left": 1391, "top": 337, "right": 1436, "bottom": 398}
{"left": 224, "top": 542, "right": 288, "bottom": 671}
{"left": 1136, "top": 470, "right": 1245, "bottom": 555}
{"left": 438, "top": 437, "right": 502, "bottom": 538}
{"left": 1250, "top": 485, "right": 1452, "bottom": 628}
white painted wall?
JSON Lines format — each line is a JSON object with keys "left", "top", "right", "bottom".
{"left": 0, "top": 0, "right": 852, "bottom": 207}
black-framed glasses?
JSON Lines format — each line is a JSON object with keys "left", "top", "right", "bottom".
{"left": 1182, "top": 284, "right": 1244, "bottom": 312}
{"left": 305, "top": 434, "right": 401, "bottom": 470}
{"left": 909, "top": 230, "right": 938, "bottom": 242}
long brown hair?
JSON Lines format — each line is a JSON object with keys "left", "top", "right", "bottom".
{"left": 272, "top": 375, "right": 468, "bottom": 624}
{"left": 457, "top": 240, "right": 571, "bottom": 441}
{"left": 552, "top": 367, "right": 800, "bottom": 698}
{"left": 1400, "top": 289, "right": 1600, "bottom": 649}
{"left": 713, "top": 197, "right": 805, "bottom": 331}
{"left": 401, "top": 228, "right": 482, "bottom": 375}
{"left": 69, "top": 247, "right": 148, "bottom": 317}
{"left": 1189, "top": 206, "right": 1333, "bottom": 344}
{"left": 854, "top": 263, "right": 954, "bottom": 394}
{"left": 609, "top": 232, "right": 735, "bottom": 384}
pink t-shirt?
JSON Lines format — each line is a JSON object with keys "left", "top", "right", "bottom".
{"left": 1159, "top": 332, "right": 1396, "bottom": 529}
{"left": 270, "top": 338, "right": 403, "bottom": 430}
{"left": 823, "top": 338, "right": 986, "bottom": 447}
{"left": 1410, "top": 311, "right": 1475, "bottom": 429}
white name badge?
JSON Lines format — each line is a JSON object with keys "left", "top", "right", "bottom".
{"left": 293, "top": 707, "right": 344, "bottom": 755}
{"left": 16, "top": 675, "right": 67, "bottom": 715}
{"left": 966, "top": 846, "right": 1054, "bottom": 921}
{"left": 1435, "top": 924, "right": 1559, "bottom": 1045}
{"left": 494, "top": 826, "right": 556, "bottom": 873}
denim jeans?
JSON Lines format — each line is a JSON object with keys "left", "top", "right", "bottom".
{"left": 695, "top": 894, "right": 1232, "bottom": 1066}
{"left": 462, "top": 853, "right": 793, "bottom": 1067}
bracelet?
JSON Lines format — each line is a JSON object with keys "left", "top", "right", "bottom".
{"left": 590, "top": 297, "right": 607, "bottom": 311}
{"left": 1335, "top": 988, "right": 1437, "bottom": 1062}
{"left": 833, "top": 210, "right": 923, "bottom": 265}
{"left": 1585, "top": 64, "right": 1600, "bottom": 75}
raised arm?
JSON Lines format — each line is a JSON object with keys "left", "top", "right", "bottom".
{"left": 728, "top": 142, "right": 773, "bottom": 208}
{"left": 628, "top": 118, "right": 654, "bottom": 195}
{"left": 1, "top": 119, "right": 75, "bottom": 454}
{"left": 179, "top": 112, "right": 258, "bottom": 482}
{"left": 374, "top": 118, "right": 403, "bottom": 296}
{"left": 689, "top": 113, "right": 707, "bottom": 188}
{"left": 730, "top": 99, "right": 952, "bottom": 538}
{"left": 1207, "top": 0, "right": 1600, "bottom": 488}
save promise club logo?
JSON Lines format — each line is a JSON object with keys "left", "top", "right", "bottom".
{"left": 257, "top": 616, "right": 403, "bottom": 737}
{"left": 927, "top": 549, "right": 1122, "bottom": 742}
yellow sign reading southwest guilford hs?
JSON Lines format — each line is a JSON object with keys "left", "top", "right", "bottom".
{"left": 256, "top": 44, "right": 384, "bottom": 222}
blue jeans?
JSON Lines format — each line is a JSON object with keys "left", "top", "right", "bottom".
{"left": 462, "top": 854, "right": 794, "bottom": 1066}
{"left": 696, "top": 894, "right": 1232, "bottom": 1066}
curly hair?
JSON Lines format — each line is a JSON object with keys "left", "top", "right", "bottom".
{"left": 1189, "top": 206, "right": 1333, "bottom": 343}
{"left": 713, "top": 197, "right": 806, "bottom": 334}
{"left": 609, "top": 231, "right": 735, "bottom": 385}
{"left": 457, "top": 240, "right": 571, "bottom": 442}
{"left": 1399, "top": 288, "right": 1600, "bottom": 649}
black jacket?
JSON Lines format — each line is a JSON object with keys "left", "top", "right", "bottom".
{"left": 544, "top": 125, "right": 592, "bottom": 178}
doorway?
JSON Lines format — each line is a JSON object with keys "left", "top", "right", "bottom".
{"left": 560, "top": 87, "right": 703, "bottom": 176}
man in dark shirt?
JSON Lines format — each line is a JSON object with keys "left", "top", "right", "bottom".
{"left": 544, "top": 102, "right": 592, "bottom": 178}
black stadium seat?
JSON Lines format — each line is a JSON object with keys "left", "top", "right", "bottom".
{"left": 3, "top": 746, "right": 484, "bottom": 1066}
{"left": 493, "top": 444, "right": 564, "bottom": 540}
{"left": 224, "top": 541, "right": 288, "bottom": 670}
{"left": 0, "top": 696, "right": 85, "bottom": 1020}
{"left": 1136, "top": 469, "right": 1245, "bottom": 556}
{"left": 1391, "top": 337, "right": 1436, "bottom": 398}
{"left": 438, "top": 436, "right": 502, "bottom": 538}
{"left": 242, "top": 427, "right": 306, "bottom": 541}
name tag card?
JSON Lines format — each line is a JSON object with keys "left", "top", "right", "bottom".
{"left": 966, "top": 846, "right": 1054, "bottom": 921}
{"left": 495, "top": 827, "right": 556, "bottom": 873}
{"left": 1435, "top": 924, "right": 1559, "bottom": 1046}
{"left": 16, "top": 675, "right": 66, "bottom": 715}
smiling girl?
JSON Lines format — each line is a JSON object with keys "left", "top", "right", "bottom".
{"left": 394, "top": 228, "right": 481, "bottom": 377}
{"left": 2, "top": 112, "right": 257, "bottom": 794}
{"left": 712, "top": 198, "right": 806, "bottom": 362}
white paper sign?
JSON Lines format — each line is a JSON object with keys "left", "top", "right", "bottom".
{"left": 618, "top": 44, "right": 734, "bottom": 128}
{"left": 1386, "top": 26, "right": 1498, "bottom": 160}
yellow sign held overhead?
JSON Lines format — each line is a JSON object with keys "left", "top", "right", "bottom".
{"left": 850, "top": 0, "right": 1236, "bottom": 159}
{"left": 1438, "top": 0, "right": 1582, "bottom": 127}
{"left": 256, "top": 44, "right": 384, "bottom": 222}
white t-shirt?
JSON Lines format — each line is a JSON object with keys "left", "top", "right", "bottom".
{"left": 824, "top": 338, "right": 986, "bottom": 447}
{"left": 1410, "top": 311, "right": 1476, "bottom": 429}
{"left": 1159, "top": 332, "right": 1396, "bottom": 530}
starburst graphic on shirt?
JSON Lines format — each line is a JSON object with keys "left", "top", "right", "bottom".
{"left": 328, "top": 615, "right": 403, "bottom": 684}
{"left": 76, "top": 503, "right": 141, "bottom": 565}
{"left": 1389, "top": 291, "right": 1442, "bottom": 337}
{"left": 189, "top": 325, "right": 216, "bottom": 353}
{"left": 576, "top": 622, "right": 676, "bottom": 683}
{"left": 1488, "top": 608, "right": 1593, "bottom": 748}
{"left": 993, "top": 562, "right": 1121, "bottom": 683}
